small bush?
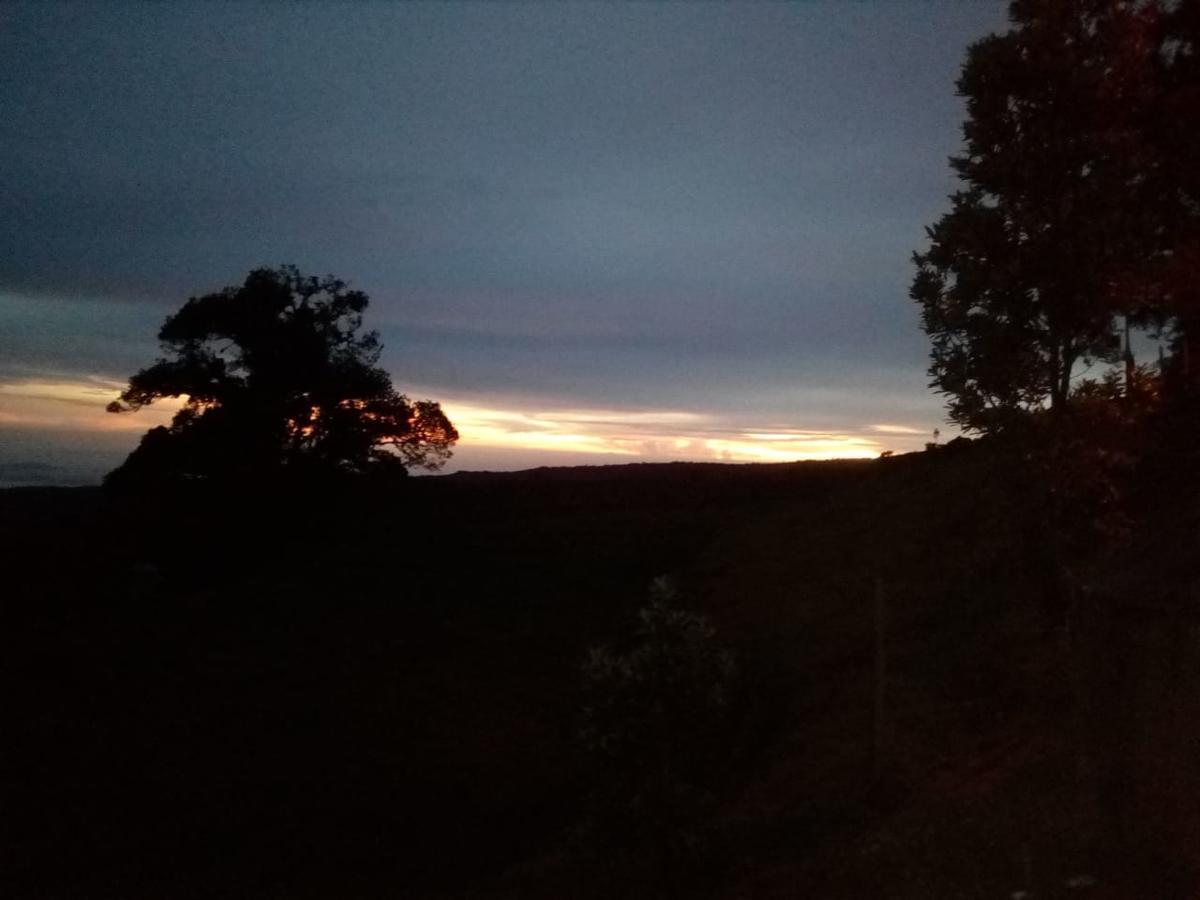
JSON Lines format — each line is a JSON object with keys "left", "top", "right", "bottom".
{"left": 578, "top": 577, "right": 737, "bottom": 883}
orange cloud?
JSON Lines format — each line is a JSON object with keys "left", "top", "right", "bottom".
{"left": 0, "top": 376, "right": 181, "bottom": 432}
{"left": 0, "top": 376, "right": 931, "bottom": 465}
{"left": 438, "top": 397, "right": 889, "bottom": 463}
{"left": 869, "top": 423, "right": 928, "bottom": 435}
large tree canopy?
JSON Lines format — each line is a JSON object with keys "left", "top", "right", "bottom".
{"left": 912, "top": 0, "right": 1182, "bottom": 433}
{"left": 1155, "top": 0, "right": 1200, "bottom": 386}
{"left": 106, "top": 266, "right": 457, "bottom": 485}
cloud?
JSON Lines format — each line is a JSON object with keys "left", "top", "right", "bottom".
{"left": 0, "top": 1, "right": 999, "bottom": 484}
{"left": 0, "top": 375, "right": 180, "bottom": 432}
{"left": 434, "top": 393, "right": 919, "bottom": 466}
{"left": 869, "top": 423, "right": 928, "bottom": 435}
{"left": 0, "top": 374, "right": 939, "bottom": 484}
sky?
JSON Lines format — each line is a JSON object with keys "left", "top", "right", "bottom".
{"left": 0, "top": 1, "right": 1009, "bottom": 486}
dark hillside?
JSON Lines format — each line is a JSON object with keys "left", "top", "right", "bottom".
{"left": 4, "top": 451, "right": 1198, "bottom": 898}
{"left": 2, "top": 460, "right": 863, "bottom": 899}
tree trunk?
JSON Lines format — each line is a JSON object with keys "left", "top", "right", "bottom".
{"left": 1050, "top": 342, "right": 1075, "bottom": 412}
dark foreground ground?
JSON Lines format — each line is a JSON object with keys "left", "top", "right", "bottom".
{"left": 4, "top": 448, "right": 1200, "bottom": 898}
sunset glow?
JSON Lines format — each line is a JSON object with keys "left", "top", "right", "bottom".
{"left": 0, "top": 375, "right": 932, "bottom": 473}
{"left": 0, "top": 377, "right": 182, "bottom": 431}
{"left": 439, "top": 398, "right": 897, "bottom": 464}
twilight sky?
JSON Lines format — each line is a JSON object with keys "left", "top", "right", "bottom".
{"left": 0, "top": 1, "right": 1008, "bottom": 485}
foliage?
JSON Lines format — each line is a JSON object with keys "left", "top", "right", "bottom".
{"left": 1021, "top": 368, "right": 1159, "bottom": 556}
{"left": 578, "top": 577, "right": 737, "bottom": 874}
{"left": 1155, "top": 0, "right": 1200, "bottom": 389}
{"left": 106, "top": 266, "right": 457, "bottom": 485}
{"left": 911, "top": 0, "right": 1173, "bottom": 433}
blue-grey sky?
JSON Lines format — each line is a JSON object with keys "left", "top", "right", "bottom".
{"left": 0, "top": 1, "right": 1008, "bottom": 484}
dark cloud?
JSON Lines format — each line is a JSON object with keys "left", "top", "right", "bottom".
{"left": 0, "top": 294, "right": 163, "bottom": 382}
{"left": 1, "top": 1, "right": 1008, "bottom": 478}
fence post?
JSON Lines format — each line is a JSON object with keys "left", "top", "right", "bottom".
{"left": 872, "top": 576, "right": 888, "bottom": 780}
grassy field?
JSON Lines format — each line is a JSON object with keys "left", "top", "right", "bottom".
{"left": 4, "top": 448, "right": 1199, "bottom": 898}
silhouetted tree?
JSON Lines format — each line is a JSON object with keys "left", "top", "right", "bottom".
{"left": 1153, "top": 0, "right": 1200, "bottom": 390}
{"left": 106, "top": 266, "right": 457, "bottom": 486}
{"left": 912, "top": 0, "right": 1167, "bottom": 433}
